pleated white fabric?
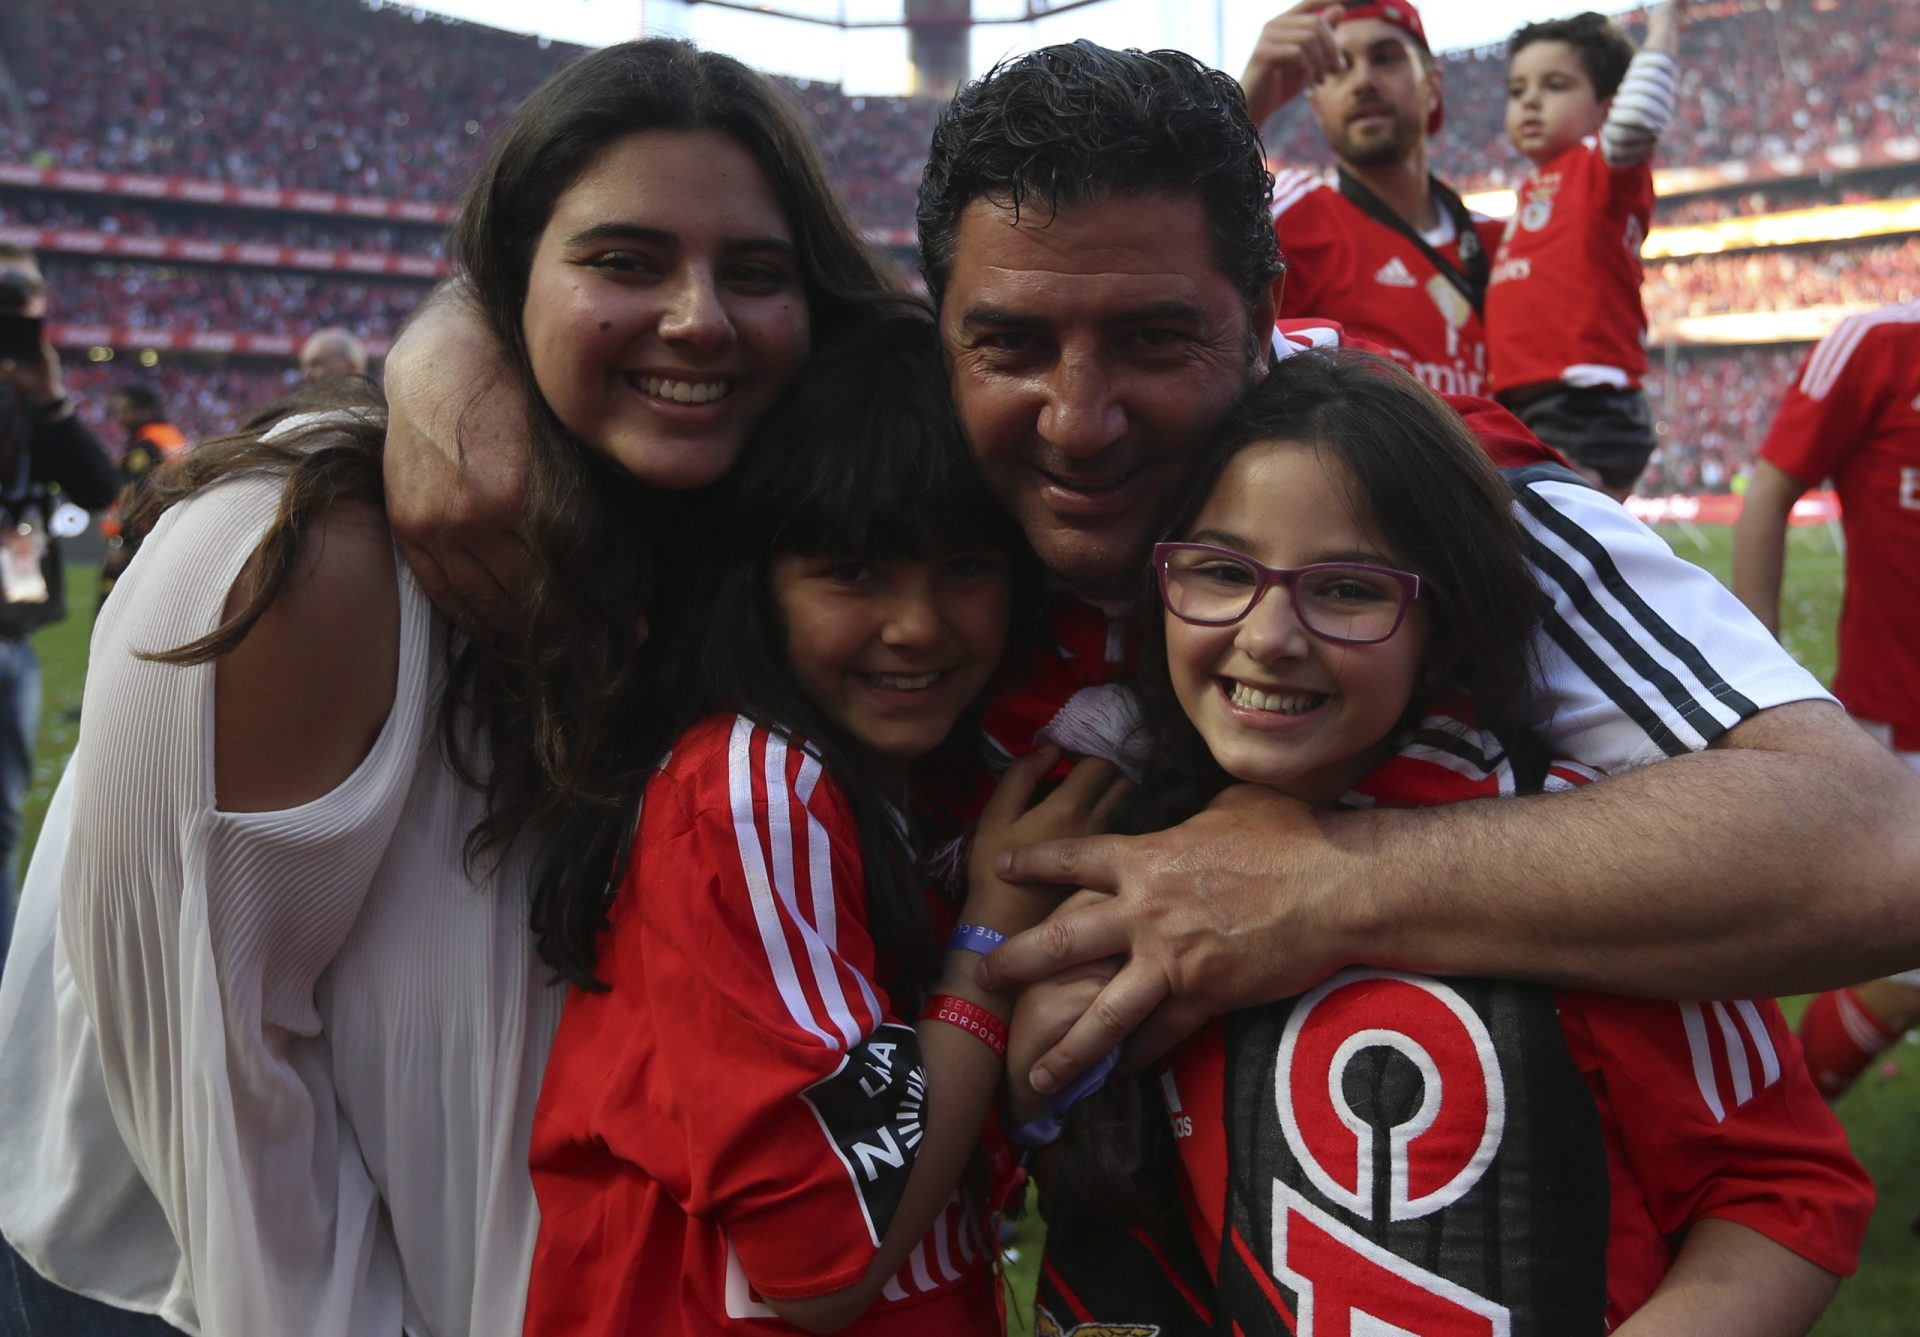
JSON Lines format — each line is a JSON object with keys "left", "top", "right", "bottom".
{"left": 0, "top": 471, "right": 563, "bottom": 1337}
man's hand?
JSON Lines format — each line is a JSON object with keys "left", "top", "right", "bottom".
{"left": 980, "top": 784, "right": 1349, "bottom": 1093}
{"left": 0, "top": 336, "right": 67, "bottom": 412}
{"left": 381, "top": 287, "right": 537, "bottom": 640}
{"left": 1241, "top": 1, "right": 1348, "bottom": 127}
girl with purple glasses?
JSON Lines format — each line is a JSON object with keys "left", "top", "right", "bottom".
{"left": 1013, "top": 347, "right": 1868, "bottom": 1337}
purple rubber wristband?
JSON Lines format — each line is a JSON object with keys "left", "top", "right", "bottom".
{"left": 948, "top": 923, "right": 1008, "bottom": 956}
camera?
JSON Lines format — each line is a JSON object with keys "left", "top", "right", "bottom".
{"left": 0, "top": 268, "right": 35, "bottom": 315}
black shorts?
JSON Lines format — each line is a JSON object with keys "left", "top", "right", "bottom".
{"left": 1498, "top": 384, "right": 1656, "bottom": 493}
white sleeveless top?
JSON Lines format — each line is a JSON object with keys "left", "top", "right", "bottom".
{"left": 0, "top": 470, "right": 564, "bottom": 1336}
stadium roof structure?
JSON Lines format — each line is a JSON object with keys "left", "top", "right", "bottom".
{"left": 682, "top": 0, "right": 1114, "bottom": 27}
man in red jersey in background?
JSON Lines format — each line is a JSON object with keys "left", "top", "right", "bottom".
{"left": 1735, "top": 301, "right": 1920, "bottom": 1101}
{"left": 1242, "top": 0, "right": 1502, "bottom": 396}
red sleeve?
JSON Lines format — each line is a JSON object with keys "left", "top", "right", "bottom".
{"left": 1559, "top": 992, "right": 1874, "bottom": 1278}
{"left": 1758, "top": 328, "right": 1892, "bottom": 486}
{"left": 579, "top": 718, "right": 925, "bottom": 1301}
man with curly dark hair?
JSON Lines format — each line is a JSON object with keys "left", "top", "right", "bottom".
{"left": 909, "top": 34, "right": 1917, "bottom": 1147}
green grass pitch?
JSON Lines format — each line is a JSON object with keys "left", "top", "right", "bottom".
{"left": 17, "top": 531, "right": 1918, "bottom": 1333}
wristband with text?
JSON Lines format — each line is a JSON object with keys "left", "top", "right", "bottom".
{"left": 947, "top": 923, "right": 1007, "bottom": 956}
{"left": 920, "top": 993, "right": 1008, "bottom": 1059}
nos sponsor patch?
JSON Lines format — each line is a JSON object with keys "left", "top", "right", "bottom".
{"left": 802, "top": 1023, "right": 927, "bottom": 1247}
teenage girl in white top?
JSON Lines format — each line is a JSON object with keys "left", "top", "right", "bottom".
{"left": 0, "top": 39, "right": 913, "bottom": 1337}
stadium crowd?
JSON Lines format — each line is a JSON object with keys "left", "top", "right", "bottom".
{"left": 60, "top": 360, "right": 295, "bottom": 446}
{"left": 0, "top": 191, "right": 447, "bottom": 260}
{"left": 2, "top": 0, "right": 1913, "bottom": 494}
{"left": 1646, "top": 236, "right": 1920, "bottom": 319}
{"left": 1, "top": 6, "right": 1919, "bottom": 1337}
{"left": 1641, "top": 345, "right": 1805, "bottom": 493}
{"left": 38, "top": 257, "right": 423, "bottom": 336}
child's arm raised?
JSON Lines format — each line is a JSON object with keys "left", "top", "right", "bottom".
{"left": 1610, "top": 1219, "right": 1837, "bottom": 1337}
{"left": 1603, "top": 0, "right": 1685, "bottom": 168}
{"left": 769, "top": 749, "right": 1128, "bottom": 1334}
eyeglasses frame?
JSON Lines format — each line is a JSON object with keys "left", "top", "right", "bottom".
{"left": 1152, "top": 541, "right": 1423, "bottom": 645}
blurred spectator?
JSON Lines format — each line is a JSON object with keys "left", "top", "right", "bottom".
{"left": 0, "top": 242, "right": 120, "bottom": 971}
{"left": 299, "top": 327, "right": 368, "bottom": 384}
{"left": 99, "top": 381, "right": 188, "bottom": 602}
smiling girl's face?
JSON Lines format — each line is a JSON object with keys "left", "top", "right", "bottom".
{"left": 771, "top": 548, "right": 1013, "bottom": 766}
{"left": 520, "top": 129, "right": 812, "bottom": 490}
{"left": 1165, "top": 440, "right": 1431, "bottom": 804}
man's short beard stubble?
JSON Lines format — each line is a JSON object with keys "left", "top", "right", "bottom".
{"left": 1329, "top": 112, "right": 1419, "bottom": 169}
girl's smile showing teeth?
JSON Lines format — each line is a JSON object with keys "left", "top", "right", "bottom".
{"left": 1224, "top": 679, "right": 1325, "bottom": 716}
{"left": 862, "top": 669, "right": 947, "bottom": 692}
{"left": 625, "top": 374, "right": 734, "bottom": 405}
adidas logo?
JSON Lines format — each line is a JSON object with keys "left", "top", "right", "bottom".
{"left": 1375, "top": 257, "right": 1418, "bottom": 288}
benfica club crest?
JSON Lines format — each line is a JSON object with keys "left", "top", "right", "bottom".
{"left": 1213, "top": 969, "right": 1610, "bottom": 1335}
{"left": 1520, "top": 174, "right": 1563, "bottom": 233}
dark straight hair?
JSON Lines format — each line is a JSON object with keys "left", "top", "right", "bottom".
{"left": 545, "top": 310, "right": 1045, "bottom": 993}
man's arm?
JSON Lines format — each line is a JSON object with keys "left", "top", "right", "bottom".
{"left": 1730, "top": 461, "right": 1808, "bottom": 636}
{"left": 986, "top": 698, "right": 1920, "bottom": 1093}
{"left": 4, "top": 333, "right": 118, "bottom": 510}
{"left": 380, "top": 281, "right": 537, "bottom": 639}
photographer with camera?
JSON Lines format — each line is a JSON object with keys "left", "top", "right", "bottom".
{"left": 0, "top": 244, "right": 119, "bottom": 972}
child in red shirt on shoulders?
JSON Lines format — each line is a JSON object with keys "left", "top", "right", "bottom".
{"left": 1487, "top": 1, "right": 1685, "bottom": 501}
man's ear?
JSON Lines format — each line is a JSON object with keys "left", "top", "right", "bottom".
{"left": 1251, "top": 286, "right": 1280, "bottom": 367}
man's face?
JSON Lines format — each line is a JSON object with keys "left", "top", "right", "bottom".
{"left": 1307, "top": 19, "right": 1437, "bottom": 169}
{"left": 938, "top": 193, "right": 1271, "bottom": 599}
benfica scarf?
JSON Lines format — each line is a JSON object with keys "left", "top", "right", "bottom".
{"left": 1037, "top": 710, "right": 1612, "bottom": 1337}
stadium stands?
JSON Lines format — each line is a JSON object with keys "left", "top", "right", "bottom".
{"left": 4, "top": 0, "right": 1917, "bottom": 489}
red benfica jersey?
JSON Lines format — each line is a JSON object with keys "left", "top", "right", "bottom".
{"left": 1758, "top": 304, "right": 1920, "bottom": 746}
{"left": 525, "top": 715, "right": 999, "bottom": 1336}
{"left": 1152, "top": 719, "right": 1871, "bottom": 1335}
{"left": 1487, "top": 139, "right": 1656, "bottom": 395}
{"left": 1270, "top": 169, "right": 1504, "bottom": 398}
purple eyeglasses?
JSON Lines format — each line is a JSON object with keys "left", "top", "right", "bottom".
{"left": 1153, "top": 542, "right": 1422, "bottom": 645}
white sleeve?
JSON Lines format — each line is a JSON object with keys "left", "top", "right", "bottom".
{"left": 1601, "top": 49, "right": 1679, "bottom": 168}
{"left": 58, "top": 476, "right": 415, "bottom": 1336}
{"left": 1509, "top": 470, "right": 1831, "bottom": 772}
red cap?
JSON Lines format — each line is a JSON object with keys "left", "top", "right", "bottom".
{"left": 1332, "top": 0, "right": 1443, "bottom": 133}
{"left": 1332, "top": 0, "right": 1430, "bottom": 52}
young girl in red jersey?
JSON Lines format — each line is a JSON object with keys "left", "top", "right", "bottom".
{"left": 525, "top": 313, "right": 1125, "bottom": 1336}
{"left": 1486, "top": 1, "right": 1685, "bottom": 500}
{"left": 1017, "top": 349, "right": 1869, "bottom": 1337}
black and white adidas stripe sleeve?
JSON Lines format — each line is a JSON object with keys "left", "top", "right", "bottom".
{"left": 1507, "top": 468, "right": 1831, "bottom": 772}
{"left": 1601, "top": 49, "right": 1679, "bottom": 169}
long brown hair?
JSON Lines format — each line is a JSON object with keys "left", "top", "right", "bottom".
{"left": 132, "top": 40, "right": 910, "bottom": 990}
